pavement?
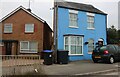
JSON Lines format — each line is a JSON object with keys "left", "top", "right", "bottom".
{"left": 39, "top": 60, "right": 120, "bottom": 75}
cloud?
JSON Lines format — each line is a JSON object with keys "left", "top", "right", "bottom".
{"left": 0, "top": 0, "right": 119, "bottom": 29}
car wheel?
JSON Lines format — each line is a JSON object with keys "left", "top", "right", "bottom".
{"left": 109, "top": 56, "right": 114, "bottom": 64}
{"left": 93, "top": 59, "right": 98, "bottom": 63}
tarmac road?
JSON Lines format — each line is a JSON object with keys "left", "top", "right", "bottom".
{"left": 41, "top": 60, "right": 120, "bottom": 75}
{"left": 103, "top": 72, "right": 118, "bottom": 75}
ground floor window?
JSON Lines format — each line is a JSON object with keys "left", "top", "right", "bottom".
{"left": 88, "top": 38, "right": 94, "bottom": 53}
{"left": 20, "top": 41, "right": 38, "bottom": 53}
{"left": 64, "top": 36, "right": 83, "bottom": 55}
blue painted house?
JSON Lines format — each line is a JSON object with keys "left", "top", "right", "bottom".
{"left": 54, "top": 1, "right": 107, "bottom": 61}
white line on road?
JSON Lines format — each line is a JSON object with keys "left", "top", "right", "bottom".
{"left": 75, "top": 69, "right": 117, "bottom": 75}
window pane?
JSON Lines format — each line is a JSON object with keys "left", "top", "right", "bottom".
{"left": 69, "top": 13, "right": 78, "bottom": 27}
{"left": 76, "top": 46, "right": 82, "bottom": 54}
{"left": 76, "top": 37, "right": 79, "bottom": 45}
{"left": 88, "top": 39, "right": 94, "bottom": 52}
{"left": 29, "top": 42, "right": 38, "bottom": 52}
{"left": 70, "top": 13, "right": 73, "bottom": 19}
{"left": 71, "top": 36, "right": 76, "bottom": 44}
{"left": 21, "top": 42, "right": 28, "bottom": 49}
{"left": 65, "top": 37, "right": 68, "bottom": 44}
{"left": 65, "top": 45, "right": 69, "bottom": 50}
{"left": 88, "top": 46, "right": 94, "bottom": 52}
{"left": 73, "top": 20, "right": 77, "bottom": 26}
{"left": 69, "top": 20, "right": 72, "bottom": 26}
{"left": 74, "top": 14, "right": 77, "bottom": 20}
{"left": 87, "top": 16, "right": 94, "bottom": 28}
{"left": 25, "top": 24, "right": 34, "bottom": 32}
{"left": 29, "top": 42, "right": 37, "bottom": 49}
{"left": 72, "top": 20, "right": 75, "bottom": 26}
{"left": 88, "top": 23, "right": 90, "bottom": 28}
{"left": 77, "top": 37, "right": 82, "bottom": 45}
{"left": 71, "top": 45, "right": 76, "bottom": 54}
{"left": 91, "top": 23, "right": 94, "bottom": 28}
{"left": 4, "top": 24, "right": 12, "bottom": 33}
{"left": 91, "top": 17, "right": 94, "bottom": 22}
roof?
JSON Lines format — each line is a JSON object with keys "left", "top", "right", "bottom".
{"left": 0, "top": 6, "right": 52, "bottom": 31}
{"left": 0, "top": 6, "right": 45, "bottom": 22}
{"left": 56, "top": 1, "right": 107, "bottom": 15}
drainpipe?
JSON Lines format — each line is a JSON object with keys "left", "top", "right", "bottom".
{"left": 53, "top": 0, "right": 58, "bottom": 63}
{"left": 105, "top": 15, "right": 107, "bottom": 45}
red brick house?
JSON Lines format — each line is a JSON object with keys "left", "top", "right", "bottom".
{"left": 0, "top": 6, "right": 52, "bottom": 55}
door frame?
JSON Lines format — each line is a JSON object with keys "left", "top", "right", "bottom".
{"left": 2, "top": 40, "right": 18, "bottom": 55}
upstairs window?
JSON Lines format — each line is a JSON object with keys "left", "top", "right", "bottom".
{"left": 25, "top": 24, "right": 34, "bottom": 33}
{"left": 69, "top": 10, "right": 78, "bottom": 28}
{"left": 87, "top": 13, "right": 95, "bottom": 29}
{"left": 4, "top": 23, "right": 13, "bottom": 33}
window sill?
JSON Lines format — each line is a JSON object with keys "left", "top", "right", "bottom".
{"left": 0, "top": 45, "right": 4, "bottom": 46}
{"left": 69, "top": 54, "right": 84, "bottom": 56}
{"left": 87, "top": 28, "right": 95, "bottom": 30}
{"left": 69, "top": 26, "right": 79, "bottom": 28}
{"left": 20, "top": 51, "right": 37, "bottom": 53}
{"left": 24, "top": 32, "right": 34, "bottom": 34}
{"left": 4, "top": 32, "right": 12, "bottom": 34}
{"left": 88, "top": 52, "right": 92, "bottom": 54}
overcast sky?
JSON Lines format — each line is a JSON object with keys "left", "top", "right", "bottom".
{"left": 0, "top": 0, "right": 119, "bottom": 29}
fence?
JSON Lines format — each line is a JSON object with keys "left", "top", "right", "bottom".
{"left": 1, "top": 55, "right": 45, "bottom": 76}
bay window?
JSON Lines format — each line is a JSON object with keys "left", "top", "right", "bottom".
{"left": 64, "top": 36, "right": 83, "bottom": 55}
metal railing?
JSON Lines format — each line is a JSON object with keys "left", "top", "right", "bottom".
{"left": 1, "top": 55, "right": 44, "bottom": 76}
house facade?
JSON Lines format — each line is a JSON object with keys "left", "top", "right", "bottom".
{"left": 54, "top": 2, "right": 107, "bottom": 61}
{"left": 0, "top": 6, "right": 52, "bottom": 55}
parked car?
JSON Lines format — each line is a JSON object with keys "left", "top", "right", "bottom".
{"left": 92, "top": 45, "right": 120, "bottom": 64}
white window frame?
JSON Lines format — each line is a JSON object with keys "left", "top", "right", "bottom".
{"left": 25, "top": 23, "right": 34, "bottom": 33}
{"left": 4, "top": 23, "right": 13, "bottom": 33}
{"left": 88, "top": 38, "right": 94, "bottom": 54}
{"left": 20, "top": 41, "right": 38, "bottom": 53}
{"left": 64, "top": 36, "right": 69, "bottom": 51}
{"left": 64, "top": 36, "right": 83, "bottom": 55}
{"left": 87, "top": 12, "right": 95, "bottom": 30}
{"left": 69, "top": 10, "right": 78, "bottom": 28}
{"left": 0, "top": 42, "right": 4, "bottom": 46}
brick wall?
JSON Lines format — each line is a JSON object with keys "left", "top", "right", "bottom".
{"left": 43, "top": 23, "right": 52, "bottom": 50}
{"left": 2, "top": 9, "right": 45, "bottom": 54}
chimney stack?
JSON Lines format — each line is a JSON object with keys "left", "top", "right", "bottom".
{"left": 27, "top": 8, "right": 31, "bottom": 12}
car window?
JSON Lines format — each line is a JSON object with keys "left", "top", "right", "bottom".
{"left": 118, "top": 46, "right": 120, "bottom": 53}
{"left": 108, "top": 45, "right": 117, "bottom": 53}
{"left": 114, "top": 45, "right": 118, "bottom": 51}
{"left": 94, "top": 46, "right": 100, "bottom": 52}
{"left": 100, "top": 46, "right": 106, "bottom": 50}
{"left": 94, "top": 46, "right": 106, "bottom": 52}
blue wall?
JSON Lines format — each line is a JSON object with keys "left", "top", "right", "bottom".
{"left": 57, "top": 7, "right": 107, "bottom": 61}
